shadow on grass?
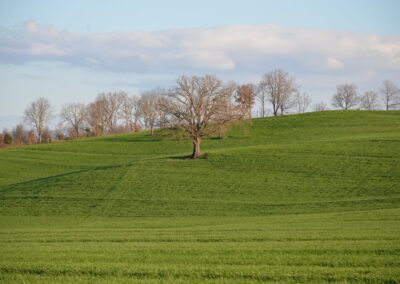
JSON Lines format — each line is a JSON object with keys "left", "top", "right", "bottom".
{"left": 168, "top": 153, "right": 208, "bottom": 160}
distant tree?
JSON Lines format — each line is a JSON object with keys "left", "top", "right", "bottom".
{"left": 55, "top": 123, "right": 65, "bottom": 140}
{"left": 139, "top": 90, "right": 161, "bottom": 135}
{"left": 87, "top": 99, "right": 107, "bottom": 136}
{"left": 235, "top": 84, "right": 255, "bottom": 119}
{"left": 120, "top": 94, "right": 141, "bottom": 132}
{"left": 313, "top": 102, "right": 327, "bottom": 112}
{"left": 0, "top": 133, "right": 3, "bottom": 144}
{"left": 360, "top": 91, "right": 379, "bottom": 110}
{"left": 332, "top": 83, "right": 359, "bottom": 110}
{"left": 259, "top": 69, "right": 297, "bottom": 116}
{"left": 41, "top": 127, "right": 52, "bottom": 143}
{"left": 55, "top": 129, "right": 65, "bottom": 140}
{"left": 133, "top": 97, "right": 143, "bottom": 132}
{"left": 60, "top": 103, "right": 86, "bottom": 138}
{"left": 23, "top": 97, "right": 52, "bottom": 143}
{"left": 13, "top": 124, "right": 25, "bottom": 145}
{"left": 256, "top": 84, "right": 268, "bottom": 118}
{"left": 379, "top": 80, "right": 399, "bottom": 111}
{"left": 162, "top": 75, "right": 244, "bottom": 159}
{"left": 156, "top": 93, "right": 171, "bottom": 129}
{"left": 294, "top": 92, "right": 312, "bottom": 113}
{"left": 95, "top": 92, "right": 125, "bottom": 133}
{"left": 214, "top": 81, "right": 237, "bottom": 138}
{"left": 26, "top": 130, "right": 36, "bottom": 144}
{"left": 3, "top": 132, "right": 12, "bottom": 144}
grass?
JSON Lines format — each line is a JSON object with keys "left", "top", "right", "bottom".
{"left": 0, "top": 110, "right": 399, "bottom": 283}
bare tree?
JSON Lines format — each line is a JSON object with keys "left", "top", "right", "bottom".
{"left": 98, "top": 92, "right": 126, "bottom": 133}
{"left": 87, "top": 99, "right": 107, "bottom": 136}
{"left": 259, "top": 69, "right": 297, "bottom": 116}
{"left": 55, "top": 123, "right": 65, "bottom": 140}
{"left": 162, "top": 75, "right": 243, "bottom": 159}
{"left": 26, "top": 130, "right": 36, "bottom": 144}
{"left": 60, "top": 103, "right": 86, "bottom": 138}
{"left": 41, "top": 127, "right": 52, "bottom": 143}
{"left": 235, "top": 84, "right": 255, "bottom": 119}
{"left": 379, "top": 80, "right": 399, "bottom": 111}
{"left": 120, "top": 94, "right": 141, "bottom": 132}
{"left": 294, "top": 92, "right": 312, "bottom": 113}
{"left": 23, "top": 97, "right": 52, "bottom": 143}
{"left": 156, "top": 93, "right": 170, "bottom": 129}
{"left": 3, "top": 131, "right": 12, "bottom": 144}
{"left": 120, "top": 94, "right": 137, "bottom": 131}
{"left": 332, "top": 83, "right": 359, "bottom": 110}
{"left": 360, "top": 91, "right": 379, "bottom": 110}
{"left": 12, "top": 124, "right": 25, "bottom": 145}
{"left": 256, "top": 85, "right": 268, "bottom": 118}
{"left": 132, "top": 97, "right": 143, "bottom": 132}
{"left": 215, "top": 81, "right": 237, "bottom": 138}
{"left": 313, "top": 102, "right": 327, "bottom": 112}
{"left": 139, "top": 90, "right": 160, "bottom": 135}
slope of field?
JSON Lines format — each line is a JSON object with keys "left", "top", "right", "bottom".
{"left": 0, "top": 111, "right": 399, "bottom": 283}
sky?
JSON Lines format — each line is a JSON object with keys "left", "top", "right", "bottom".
{"left": 0, "top": 0, "right": 399, "bottom": 128}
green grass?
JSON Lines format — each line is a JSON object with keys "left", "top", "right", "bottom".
{"left": 0, "top": 110, "right": 399, "bottom": 283}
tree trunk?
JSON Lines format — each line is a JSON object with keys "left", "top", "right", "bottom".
{"left": 134, "top": 119, "right": 139, "bottom": 132}
{"left": 261, "top": 102, "right": 265, "bottom": 118}
{"left": 75, "top": 126, "right": 79, "bottom": 137}
{"left": 150, "top": 126, "right": 154, "bottom": 136}
{"left": 38, "top": 133, "right": 42, "bottom": 144}
{"left": 191, "top": 136, "right": 202, "bottom": 159}
{"left": 271, "top": 102, "right": 277, "bottom": 116}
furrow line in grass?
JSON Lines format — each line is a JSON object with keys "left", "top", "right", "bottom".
{"left": 0, "top": 265, "right": 399, "bottom": 283}
{"left": 1, "top": 237, "right": 400, "bottom": 243}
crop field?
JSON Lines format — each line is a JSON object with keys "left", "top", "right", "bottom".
{"left": 0, "top": 111, "right": 400, "bottom": 283}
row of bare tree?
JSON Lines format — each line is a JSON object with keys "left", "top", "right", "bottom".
{"left": 2, "top": 70, "right": 399, "bottom": 157}
{"left": 331, "top": 80, "right": 400, "bottom": 111}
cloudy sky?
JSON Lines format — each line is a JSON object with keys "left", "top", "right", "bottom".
{"left": 0, "top": 0, "right": 399, "bottom": 128}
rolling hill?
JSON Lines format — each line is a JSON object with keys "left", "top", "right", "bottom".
{"left": 0, "top": 110, "right": 399, "bottom": 283}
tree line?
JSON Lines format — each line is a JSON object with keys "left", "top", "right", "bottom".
{"left": 1, "top": 69, "right": 399, "bottom": 157}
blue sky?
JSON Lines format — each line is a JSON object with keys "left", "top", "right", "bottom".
{"left": 0, "top": 0, "right": 399, "bottom": 128}
{"left": 1, "top": 0, "right": 399, "bottom": 34}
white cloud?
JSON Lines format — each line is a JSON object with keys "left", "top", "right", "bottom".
{"left": 30, "top": 43, "right": 66, "bottom": 56}
{"left": 326, "top": 57, "right": 344, "bottom": 70}
{"left": 0, "top": 21, "right": 399, "bottom": 77}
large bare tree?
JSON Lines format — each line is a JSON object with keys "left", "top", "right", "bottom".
{"left": 360, "top": 91, "right": 379, "bottom": 110}
{"left": 60, "top": 103, "right": 86, "bottom": 137}
{"left": 23, "top": 97, "right": 52, "bottom": 143}
{"left": 163, "top": 75, "right": 243, "bottom": 158}
{"left": 379, "top": 80, "right": 399, "bottom": 111}
{"left": 259, "top": 69, "right": 297, "bottom": 116}
{"left": 235, "top": 84, "right": 255, "bottom": 119}
{"left": 332, "top": 83, "right": 359, "bottom": 110}
{"left": 294, "top": 92, "right": 312, "bottom": 113}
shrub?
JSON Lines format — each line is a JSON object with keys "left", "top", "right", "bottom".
{"left": 4, "top": 133, "right": 12, "bottom": 144}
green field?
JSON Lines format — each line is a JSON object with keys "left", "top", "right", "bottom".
{"left": 1, "top": 111, "right": 400, "bottom": 283}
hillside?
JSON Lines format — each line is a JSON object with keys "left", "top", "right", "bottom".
{"left": 0, "top": 111, "right": 400, "bottom": 283}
